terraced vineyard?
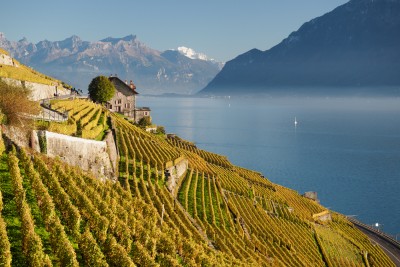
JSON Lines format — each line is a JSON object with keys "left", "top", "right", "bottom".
{"left": 0, "top": 50, "right": 62, "bottom": 86}
{"left": 0, "top": 98, "right": 395, "bottom": 266}
{"left": 43, "top": 99, "right": 109, "bottom": 139}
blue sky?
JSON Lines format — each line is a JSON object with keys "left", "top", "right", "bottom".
{"left": 1, "top": 0, "right": 347, "bottom": 62}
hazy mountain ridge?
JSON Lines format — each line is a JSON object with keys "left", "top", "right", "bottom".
{"left": 0, "top": 33, "right": 223, "bottom": 95}
{"left": 200, "top": 0, "right": 400, "bottom": 96}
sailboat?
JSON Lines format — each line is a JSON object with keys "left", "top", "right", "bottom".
{"left": 294, "top": 117, "right": 298, "bottom": 126}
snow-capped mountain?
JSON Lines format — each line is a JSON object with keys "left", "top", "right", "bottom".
{"left": 0, "top": 34, "right": 223, "bottom": 95}
{"left": 177, "top": 46, "right": 210, "bottom": 61}
{"left": 177, "top": 46, "right": 225, "bottom": 69}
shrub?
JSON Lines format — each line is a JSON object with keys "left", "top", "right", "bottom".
{"left": 0, "top": 80, "right": 40, "bottom": 129}
{"left": 137, "top": 116, "right": 152, "bottom": 128}
{"left": 157, "top": 126, "right": 166, "bottom": 135}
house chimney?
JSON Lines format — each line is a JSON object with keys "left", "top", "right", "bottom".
{"left": 129, "top": 80, "right": 136, "bottom": 90}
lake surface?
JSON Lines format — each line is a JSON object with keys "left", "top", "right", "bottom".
{"left": 138, "top": 95, "right": 400, "bottom": 236}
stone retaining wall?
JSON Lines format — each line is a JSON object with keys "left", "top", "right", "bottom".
{"left": 0, "top": 77, "right": 70, "bottom": 101}
{"left": 166, "top": 158, "right": 189, "bottom": 196}
{"left": 0, "top": 53, "right": 14, "bottom": 66}
{"left": 35, "top": 131, "right": 115, "bottom": 181}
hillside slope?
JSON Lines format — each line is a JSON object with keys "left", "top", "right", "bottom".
{"left": 200, "top": 0, "right": 400, "bottom": 96}
{"left": 0, "top": 49, "right": 70, "bottom": 100}
{"left": 0, "top": 99, "right": 395, "bottom": 266}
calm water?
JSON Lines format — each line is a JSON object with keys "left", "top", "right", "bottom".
{"left": 138, "top": 95, "right": 400, "bottom": 236}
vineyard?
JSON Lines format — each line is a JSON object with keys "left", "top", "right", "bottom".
{"left": 0, "top": 98, "right": 396, "bottom": 266}
{"left": 39, "top": 99, "right": 109, "bottom": 140}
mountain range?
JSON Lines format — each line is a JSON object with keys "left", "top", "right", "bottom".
{"left": 0, "top": 33, "right": 223, "bottom": 95}
{"left": 200, "top": 0, "right": 400, "bottom": 96}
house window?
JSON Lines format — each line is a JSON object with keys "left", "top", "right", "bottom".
{"left": 110, "top": 105, "right": 113, "bottom": 109}
{"left": 114, "top": 100, "right": 117, "bottom": 104}
{"left": 118, "top": 99, "right": 122, "bottom": 104}
{"left": 145, "top": 112, "right": 148, "bottom": 116}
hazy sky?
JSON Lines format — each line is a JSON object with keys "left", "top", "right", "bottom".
{"left": 1, "top": 0, "right": 348, "bottom": 62}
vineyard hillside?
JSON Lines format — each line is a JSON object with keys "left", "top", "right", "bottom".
{"left": 0, "top": 49, "right": 71, "bottom": 101}
{"left": 0, "top": 98, "right": 396, "bottom": 266}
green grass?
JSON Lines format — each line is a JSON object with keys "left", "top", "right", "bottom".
{"left": 195, "top": 174, "right": 203, "bottom": 220}
{"left": 0, "top": 153, "right": 26, "bottom": 266}
{"left": 187, "top": 172, "right": 197, "bottom": 217}
{"left": 0, "top": 153, "right": 62, "bottom": 265}
{"left": 94, "top": 115, "right": 111, "bottom": 141}
{"left": 178, "top": 172, "right": 191, "bottom": 210}
{"left": 203, "top": 176, "right": 213, "bottom": 225}
{"left": 19, "top": 166, "right": 54, "bottom": 262}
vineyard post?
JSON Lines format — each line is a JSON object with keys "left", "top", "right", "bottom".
{"left": 161, "top": 203, "right": 165, "bottom": 227}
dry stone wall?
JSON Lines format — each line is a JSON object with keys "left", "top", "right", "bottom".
{"left": 38, "top": 131, "right": 115, "bottom": 181}
{"left": 1, "top": 125, "right": 31, "bottom": 148}
{"left": 2, "top": 125, "right": 117, "bottom": 181}
{"left": 0, "top": 77, "right": 70, "bottom": 101}
{"left": 25, "top": 81, "right": 70, "bottom": 101}
{"left": 166, "top": 158, "right": 189, "bottom": 196}
{"left": 104, "top": 130, "right": 118, "bottom": 174}
{"left": 0, "top": 53, "right": 14, "bottom": 66}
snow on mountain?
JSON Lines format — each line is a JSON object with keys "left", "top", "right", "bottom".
{"left": 0, "top": 34, "right": 223, "bottom": 95}
{"left": 177, "top": 46, "right": 210, "bottom": 61}
{"left": 176, "top": 46, "right": 225, "bottom": 70}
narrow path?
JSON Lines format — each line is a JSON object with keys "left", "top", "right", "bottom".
{"left": 37, "top": 106, "right": 68, "bottom": 122}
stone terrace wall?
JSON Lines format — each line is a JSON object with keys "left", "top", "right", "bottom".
{"left": 40, "top": 131, "right": 115, "bottom": 181}
{"left": 25, "top": 81, "right": 70, "bottom": 101}
{"left": 0, "top": 77, "right": 70, "bottom": 101}
{"left": 1, "top": 125, "right": 31, "bottom": 149}
{"left": 104, "top": 130, "right": 118, "bottom": 174}
{"left": 166, "top": 158, "right": 189, "bottom": 196}
{"left": 0, "top": 53, "right": 14, "bottom": 66}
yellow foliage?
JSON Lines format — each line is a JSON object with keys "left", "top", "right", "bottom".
{"left": 82, "top": 125, "right": 104, "bottom": 139}
{"left": 48, "top": 122, "right": 77, "bottom": 136}
{"left": 0, "top": 48, "right": 9, "bottom": 55}
{"left": 0, "top": 64, "right": 58, "bottom": 85}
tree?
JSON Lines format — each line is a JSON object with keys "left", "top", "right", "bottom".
{"left": 0, "top": 80, "right": 40, "bottom": 128}
{"left": 137, "top": 116, "right": 152, "bottom": 128}
{"left": 156, "top": 126, "right": 165, "bottom": 135}
{"left": 88, "top": 76, "right": 115, "bottom": 103}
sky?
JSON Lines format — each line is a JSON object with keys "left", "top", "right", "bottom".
{"left": 1, "top": 0, "right": 348, "bottom": 62}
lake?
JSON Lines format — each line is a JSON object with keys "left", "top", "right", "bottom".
{"left": 137, "top": 95, "right": 400, "bottom": 236}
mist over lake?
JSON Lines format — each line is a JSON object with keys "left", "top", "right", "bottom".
{"left": 138, "top": 94, "right": 400, "bottom": 236}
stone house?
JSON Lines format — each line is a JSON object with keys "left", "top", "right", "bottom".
{"left": 105, "top": 76, "right": 151, "bottom": 123}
